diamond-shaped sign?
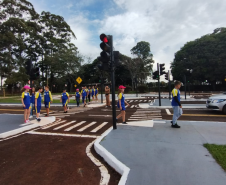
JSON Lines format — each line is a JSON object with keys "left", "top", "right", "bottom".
{"left": 76, "top": 77, "right": 82, "bottom": 84}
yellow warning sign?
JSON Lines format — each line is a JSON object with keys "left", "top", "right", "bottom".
{"left": 76, "top": 77, "right": 82, "bottom": 84}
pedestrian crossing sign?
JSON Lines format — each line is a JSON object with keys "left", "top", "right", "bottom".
{"left": 76, "top": 77, "right": 82, "bottom": 84}
{"left": 74, "top": 85, "right": 77, "bottom": 87}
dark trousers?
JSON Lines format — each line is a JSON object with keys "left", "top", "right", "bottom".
{"left": 88, "top": 95, "right": 90, "bottom": 102}
{"left": 76, "top": 97, "right": 80, "bottom": 106}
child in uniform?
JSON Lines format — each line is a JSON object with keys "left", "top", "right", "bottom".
{"left": 81, "top": 87, "right": 87, "bottom": 107}
{"left": 21, "top": 85, "right": 31, "bottom": 123}
{"left": 75, "top": 89, "right": 81, "bottom": 107}
{"left": 171, "top": 81, "right": 182, "bottom": 128}
{"left": 116, "top": 85, "right": 130, "bottom": 124}
{"left": 61, "top": 89, "right": 70, "bottom": 113}
{"left": 91, "top": 86, "right": 95, "bottom": 101}
{"left": 35, "top": 87, "right": 43, "bottom": 122}
{"left": 29, "top": 87, "right": 35, "bottom": 118}
{"left": 43, "top": 86, "right": 53, "bottom": 117}
{"left": 95, "top": 86, "right": 98, "bottom": 101}
{"left": 88, "top": 86, "right": 91, "bottom": 104}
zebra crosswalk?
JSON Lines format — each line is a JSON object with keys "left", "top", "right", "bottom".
{"left": 128, "top": 109, "right": 162, "bottom": 121}
{"left": 40, "top": 120, "right": 110, "bottom": 134}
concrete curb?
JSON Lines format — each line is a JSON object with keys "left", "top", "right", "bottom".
{"left": 94, "top": 127, "right": 130, "bottom": 185}
{"left": 0, "top": 116, "right": 56, "bottom": 139}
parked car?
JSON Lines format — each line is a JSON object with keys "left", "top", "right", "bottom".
{"left": 206, "top": 94, "right": 226, "bottom": 114}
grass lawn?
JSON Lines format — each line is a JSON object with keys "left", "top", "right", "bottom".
{"left": 204, "top": 144, "right": 226, "bottom": 171}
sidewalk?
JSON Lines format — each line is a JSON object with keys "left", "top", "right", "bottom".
{"left": 101, "top": 120, "right": 226, "bottom": 185}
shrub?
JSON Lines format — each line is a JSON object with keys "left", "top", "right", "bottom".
{"left": 124, "top": 85, "right": 132, "bottom": 93}
{"left": 137, "top": 85, "right": 148, "bottom": 93}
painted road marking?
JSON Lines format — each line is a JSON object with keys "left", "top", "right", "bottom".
{"left": 77, "top": 122, "right": 97, "bottom": 132}
{"left": 130, "top": 105, "right": 135, "bottom": 108}
{"left": 27, "top": 131, "right": 97, "bottom": 138}
{"left": 90, "top": 122, "right": 108, "bottom": 132}
{"left": 130, "top": 100, "right": 134, "bottom": 102}
{"left": 53, "top": 121, "right": 76, "bottom": 130}
{"left": 154, "top": 121, "right": 166, "bottom": 123}
{"left": 64, "top": 121, "right": 86, "bottom": 131}
{"left": 89, "top": 115, "right": 112, "bottom": 117}
{"left": 42, "top": 120, "right": 66, "bottom": 129}
{"left": 182, "top": 114, "right": 226, "bottom": 117}
{"left": 165, "top": 109, "right": 171, "bottom": 115}
{"left": 0, "top": 109, "right": 45, "bottom": 112}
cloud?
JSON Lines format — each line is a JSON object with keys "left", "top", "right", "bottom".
{"left": 67, "top": 14, "right": 100, "bottom": 61}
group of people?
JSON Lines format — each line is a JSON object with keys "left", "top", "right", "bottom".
{"left": 21, "top": 81, "right": 183, "bottom": 128}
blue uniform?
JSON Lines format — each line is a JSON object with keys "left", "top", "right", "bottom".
{"left": 91, "top": 89, "right": 95, "bottom": 97}
{"left": 35, "top": 92, "right": 42, "bottom": 113}
{"left": 171, "top": 88, "right": 180, "bottom": 106}
{"left": 22, "top": 92, "right": 30, "bottom": 109}
{"left": 44, "top": 90, "right": 52, "bottom": 108}
{"left": 30, "top": 92, "right": 35, "bottom": 104}
{"left": 62, "top": 92, "right": 69, "bottom": 107}
{"left": 95, "top": 88, "right": 98, "bottom": 96}
{"left": 81, "top": 89, "right": 87, "bottom": 104}
{"left": 117, "top": 93, "right": 126, "bottom": 111}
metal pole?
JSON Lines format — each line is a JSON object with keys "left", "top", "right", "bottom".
{"left": 101, "top": 72, "right": 103, "bottom": 104}
{"left": 189, "top": 82, "right": 190, "bottom": 96}
{"left": 110, "top": 35, "right": 117, "bottom": 130}
{"left": 157, "top": 63, "right": 161, "bottom": 106}
{"left": 184, "top": 75, "right": 187, "bottom": 100}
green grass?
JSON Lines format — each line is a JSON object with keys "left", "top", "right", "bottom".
{"left": 204, "top": 144, "right": 226, "bottom": 171}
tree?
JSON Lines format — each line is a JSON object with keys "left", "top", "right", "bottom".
{"left": 130, "top": 41, "right": 154, "bottom": 84}
{"left": 171, "top": 27, "right": 226, "bottom": 90}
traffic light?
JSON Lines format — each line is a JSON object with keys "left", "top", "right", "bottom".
{"left": 98, "top": 33, "right": 113, "bottom": 71}
{"left": 165, "top": 73, "right": 168, "bottom": 81}
{"left": 159, "top": 64, "right": 166, "bottom": 75}
{"left": 153, "top": 71, "right": 159, "bottom": 80}
{"left": 30, "top": 67, "right": 40, "bottom": 80}
{"left": 25, "top": 60, "right": 32, "bottom": 75}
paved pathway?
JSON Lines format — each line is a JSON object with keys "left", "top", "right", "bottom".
{"left": 101, "top": 120, "right": 226, "bottom": 185}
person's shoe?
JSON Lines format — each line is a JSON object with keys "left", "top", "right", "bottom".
{"left": 26, "top": 120, "right": 30, "bottom": 123}
{"left": 122, "top": 122, "right": 128, "bottom": 124}
{"left": 24, "top": 120, "right": 27, "bottom": 123}
{"left": 29, "top": 115, "right": 33, "bottom": 118}
{"left": 45, "top": 114, "right": 49, "bottom": 117}
{"left": 37, "top": 118, "right": 41, "bottom": 122}
{"left": 172, "top": 124, "right": 180, "bottom": 128}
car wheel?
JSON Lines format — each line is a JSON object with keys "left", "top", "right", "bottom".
{"left": 223, "top": 105, "right": 226, "bottom": 115}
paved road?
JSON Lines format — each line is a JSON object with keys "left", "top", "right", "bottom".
{"left": 0, "top": 114, "right": 28, "bottom": 133}
{"left": 101, "top": 121, "right": 226, "bottom": 185}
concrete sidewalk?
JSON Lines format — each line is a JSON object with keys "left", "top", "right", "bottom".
{"left": 101, "top": 120, "right": 226, "bottom": 185}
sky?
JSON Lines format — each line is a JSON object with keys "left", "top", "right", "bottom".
{"left": 29, "top": 0, "right": 226, "bottom": 71}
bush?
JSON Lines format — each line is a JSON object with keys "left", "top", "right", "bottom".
{"left": 124, "top": 85, "right": 132, "bottom": 93}
{"left": 137, "top": 85, "right": 148, "bottom": 93}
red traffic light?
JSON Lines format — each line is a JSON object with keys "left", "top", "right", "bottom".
{"left": 100, "top": 33, "right": 108, "bottom": 43}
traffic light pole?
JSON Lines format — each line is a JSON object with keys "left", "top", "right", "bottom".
{"left": 184, "top": 75, "right": 187, "bottom": 100}
{"left": 109, "top": 35, "right": 117, "bottom": 130}
{"left": 157, "top": 63, "right": 161, "bottom": 106}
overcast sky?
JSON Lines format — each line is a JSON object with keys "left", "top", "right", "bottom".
{"left": 29, "top": 0, "right": 226, "bottom": 71}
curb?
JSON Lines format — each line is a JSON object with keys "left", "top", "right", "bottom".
{"left": 94, "top": 128, "right": 130, "bottom": 185}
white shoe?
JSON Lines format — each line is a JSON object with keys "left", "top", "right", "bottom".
{"left": 29, "top": 115, "right": 33, "bottom": 118}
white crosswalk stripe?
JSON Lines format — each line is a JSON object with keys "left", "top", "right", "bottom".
{"left": 130, "top": 105, "right": 134, "bottom": 108}
{"left": 130, "top": 100, "right": 134, "bottom": 102}
{"left": 90, "top": 122, "right": 108, "bottom": 132}
{"left": 77, "top": 122, "right": 97, "bottom": 132}
{"left": 53, "top": 121, "right": 76, "bottom": 130}
{"left": 64, "top": 121, "right": 86, "bottom": 131}
{"left": 43, "top": 120, "right": 66, "bottom": 129}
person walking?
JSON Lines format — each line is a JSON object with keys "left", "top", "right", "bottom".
{"left": 116, "top": 85, "right": 130, "bottom": 124}
{"left": 95, "top": 86, "right": 98, "bottom": 101}
{"left": 75, "top": 89, "right": 81, "bottom": 107}
{"left": 105, "top": 85, "right": 110, "bottom": 108}
{"left": 43, "top": 86, "right": 53, "bottom": 117}
{"left": 29, "top": 87, "right": 35, "bottom": 118}
{"left": 171, "top": 81, "right": 183, "bottom": 128}
{"left": 61, "top": 89, "right": 70, "bottom": 113}
{"left": 35, "top": 87, "right": 43, "bottom": 122}
{"left": 81, "top": 87, "right": 87, "bottom": 107}
{"left": 21, "top": 85, "right": 31, "bottom": 123}
{"left": 88, "top": 86, "right": 91, "bottom": 104}
{"left": 91, "top": 86, "right": 95, "bottom": 101}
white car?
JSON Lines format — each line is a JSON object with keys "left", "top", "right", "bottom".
{"left": 206, "top": 94, "right": 226, "bottom": 114}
